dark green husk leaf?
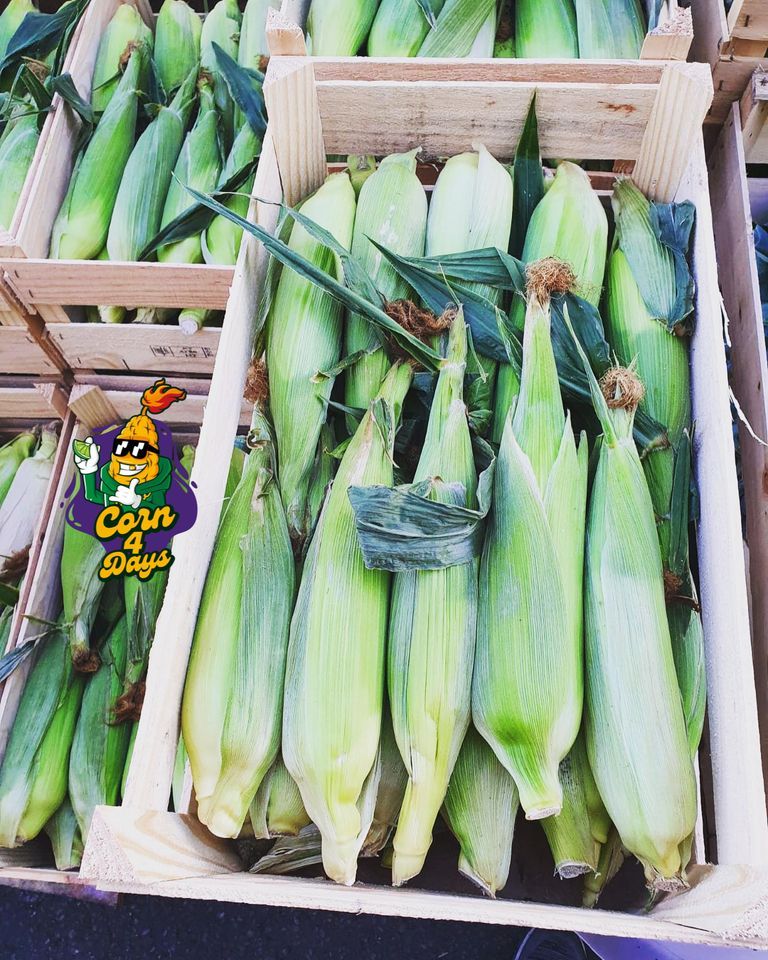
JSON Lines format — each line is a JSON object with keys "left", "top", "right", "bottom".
{"left": 0, "top": 0, "right": 89, "bottom": 78}
{"left": 0, "top": 581, "right": 19, "bottom": 608}
{"left": 667, "top": 428, "right": 693, "bottom": 581}
{"left": 648, "top": 200, "right": 696, "bottom": 333}
{"left": 50, "top": 72, "right": 94, "bottom": 149}
{"left": 510, "top": 95, "right": 545, "bottom": 258}
{"left": 212, "top": 42, "right": 266, "bottom": 138}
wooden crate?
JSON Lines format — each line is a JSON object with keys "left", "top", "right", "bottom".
{"left": 68, "top": 56, "right": 768, "bottom": 944}
{"left": 739, "top": 68, "right": 768, "bottom": 162}
{"left": 708, "top": 105, "right": 768, "bottom": 810}
{"left": 0, "top": 375, "right": 254, "bottom": 892}
{"left": 275, "top": 0, "right": 693, "bottom": 61}
{"left": 0, "top": 0, "right": 235, "bottom": 375}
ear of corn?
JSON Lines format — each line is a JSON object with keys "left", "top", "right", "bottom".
{"left": 474, "top": 296, "right": 587, "bottom": 819}
{"left": 155, "top": 0, "right": 202, "bottom": 97}
{"left": 69, "top": 615, "right": 132, "bottom": 843}
{"left": 51, "top": 44, "right": 146, "bottom": 261}
{"left": 202, "top": 123, "right": 261, "bottom": 265}
{"left": 0, "top": 431, "right": 36, "bottom": 510}
{"left": 61, "top": 521, "right": 106, "bottom": 670}
{"left": 283, "top": 361, "right": 413, "bottom": 885}
{"left": 250, "top": 755, "right": 310, "bottom": 839}
{"left": 306, "top": 0, "right": 380, "bottom": 55}
{"left": 158, "top": 79, "right": 223, "bottom": 265}
{"left": 239, "top": 0, "right": 279, "bottom": 68}
{"left": 0, "top": 0, "right": 36, "bottom": 63}
{"left": 90, "top": 4, "right": 153, "bottom": 115}
{"left": 0, "top": 425, "right": 56, "bottom": 581}
{"left": 306, "top": 422, "right": 337, "bottom": 538}
{"left": 0, "top": 622, "right": 86, "bottom": 847}
{"left": 183, "top": 412, "right": 295, "bottom": 838}
{"left": 442, "top": 726, "right": 518, "bottom": 898}
{"left": 107, "top": 66, "right": 197, "bottom": 262}
{"left": 44, "top": 797, "right": 83, "bottom": 870}
{"left": 577, "top": 352, "right": 697, "bottom": 890}
{"left": 345, "top": 150, "right": 427, "bottom": 419}
{"left": 417, "top": 0, "right": 495, "bottom": 57}
{"left": 388, "top": 317, "right": 478, "bottom": 886}
{"left": 266, "top": 172, "right": 357, "bottom": 544}
{"left": 494, "top": 160, "right": 608, "bottom": 441}
{"left": 573, "top": 0, "right": 644, "bottom": 58}
{"left": 200, "top": 0, "right": 242, "bottom": 149}
{"left": 0, "top": 110, "right": 38, "bottom": 232}
{"left": 367, "top": 0, "right": 446, "bottom": 56}
{"left": 361, "top": 707, "right": 407, "bottom": 857}
{"left": 515, "top": 0, "right": 578, "bottom": 57}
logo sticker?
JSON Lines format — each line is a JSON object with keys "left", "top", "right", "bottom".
{"left": 65, "top": 379, "right": 198, "bottom": 582}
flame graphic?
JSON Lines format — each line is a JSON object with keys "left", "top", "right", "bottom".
{"left": 141, "top": 379, "right": 187, "bottom": 415}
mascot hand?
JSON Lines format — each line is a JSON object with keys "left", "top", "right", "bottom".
{"left": 109, "top": 477, "right": 141, "bottom": 510}
{"left": 74, "top": 436, "right": 100, "bottom": 475}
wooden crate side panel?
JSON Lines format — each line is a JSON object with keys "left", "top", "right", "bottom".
{"left": 0, "top": 328, "right": 60, "bottom": 375}
{"left": 679, "top": 136, "right": 768, "bottom": 866}
{"left": 729, "top": 0, "right": 768, "bottom": 43}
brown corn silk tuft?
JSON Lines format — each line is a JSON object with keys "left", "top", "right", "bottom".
{"left": 112, "top": 680, "right": 146, "bottom": 725}
{"left": 525, "top": 257, "right": 577, "bottom": 301}
{"left": 599, "top": 367, "right": 645, "bottom": 411}
{"left": 244, "top": 359, "right": 270, "bottom": 407}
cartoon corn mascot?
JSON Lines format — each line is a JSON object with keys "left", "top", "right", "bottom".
{"left": 73, "top": 380, "right": 187, "bottom": 511}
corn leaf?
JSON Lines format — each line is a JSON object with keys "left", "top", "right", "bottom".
{"left": 648, "top": 200, "right": 696, "bottom": 333}
{"left": 0, "top": 0, "right": 88, "bottom": 77}
{"left": 20, "top": 65, "right": 51, "bottom": 114}
{"left": 50, "top": 72, "right": 93, "bottom": 150}
{"left": 668, "top": 429, "right": 693, "bottom": 580}
{"left": 511, "top": 95, "right": 545, "bottom": 259}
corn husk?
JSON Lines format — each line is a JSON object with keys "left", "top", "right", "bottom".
{"left": 0, "top": 426, "right": 56, "bottom": 580}
{"left": 0, "top": 430, "right": 36, "bottom": 510}
{"left": 158, "top": 80, "right": 222, "bottom": 264}
{"left": 283, "top": 361, "right": 413, "bottom": 886}
{"left": 306, "top": 0, "right": 379, "bottom": 55}
{"left": 250, "top": 825, "right": 324, "bottom": 875}
{"left": 154, "top": 0, "right": 202, "bottom": 96}
{"left": 582, "top": 826, "right": 626, "bottom": 907}
{"left": 361, "top": 707, "right": 407, "bottom": 857}
{"left": 250, "top": 755, "right": 310, "bottom": 839}
{"left": 200, "top": 0, "right": 241, "bottom": 148}
{"left": 0, "top": 0, "right": 36, "bottom": 63}
{"left": 239, "top": 0, "right": 279, "bottom": 68}
{"left": 90, "top": 4, "right": 153, "bottom": 115}
{"left": 515, "top": 0, "right": 578, "bottom": 57}
{"left": 107, "top": 67, "right": 197, "bottom": 262}
{"left": 345, "top": 150, "right": 426, "bottom": 419}
{"left": 574, "top": 0, "right": 644, "bottom": 58}
{"left": 368, "top": 0, "right": 446, "bottom": 56}
{"left": 494, "top": 160, "right": 608, "bottom": 441}
{"left": 61, "top": 521, "right": 106, "bottom": 670}
{"left": 51, "top": 45, "right": 145, "bottom": 261}
{"left": 266, "top": 172, "right": 356, "bottom": 543}
{"left": 580, "top": 359, "right": 697, "bottom": 891}
{"left": 183, "top": 412, "right": 295, "bottom": 838}
{"left": 474, "top": 295, "right": 587, "bottom": 819}
{"left": 418, "top": 0, "right": 495, "bottom": 57}
{"left": 443, "top": 727, "right": 518, "bottom": 898}
{"left": 388, "top": 318, "right": 477, "bottom": 886}
{"left": 69, "top": 616, "right": 132, "bottom": 843}
{"left": 44, "top": 797, "right": 83, "bottom": 870}
{"left": 0, "top": 111, "right": 38, "bottom": 231}
{"left": 202, "top": 123, "right": 261, "bottom": 265}
{"left": 0, "top": 623, "right": 86, "bottom": 847}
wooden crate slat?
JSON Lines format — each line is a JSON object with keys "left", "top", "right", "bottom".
{"left": 0, "top": 328, "right": 61, "bottom": 375}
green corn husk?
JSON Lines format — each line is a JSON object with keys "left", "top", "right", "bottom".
{"left": 239, "top": 0, "right": 279, "bottom": 68}
{"left": 582, "top": 825, "right": 626, "bottom": 907}
{"left": 306, "top": 421, "right": 337, "bottom": 538}
{"left": 155, "top": 0, "right": 202, "bottom": 97}
{"left": 250, "top": 755, "right": 310, "bottom": 839}
{"left": 367, "top": 0, "right": 446, "bottom": 56}
{"left": 0, "top": 111, "right": 38, "bottom": 231}
{"left": 44, "top": 797, "right": 83, "bottom": 870}
{"left": 202, "top": 123, "right": 261, "bottom": 265}
{"left": 427, "top": 148, "right": 513, "bottom": 438}
{"left": 250, "top": 825, "right": 323, "bottom": 875}
{"left": 494, "top": 36, "right": 515, "bottom": 57}
{"left": 69, "top": 616, "right": 132, "bottom": 843}
{"left": 134, "top": 306, "right": 176, "bottom": 324}
{"left": 580, "top": 358, "right": 697, "bottom": 891}
{"left": 51, "top": 45, "right": 145, "bottom": 261}
{"left": 541, "top": 732, "right": 610, "bottom": 879}
{"left": 443, "top": 726, "right": 518, "bottom": 898}
{"left": 0, "top": 0, "right": 36, "bottom": 63}
{"left": 0, "top": 425, "right": 56, "bottom": 580}
{"left": 107, "top": 67, "right": 197, "bottom": 262}
{"left": 158, "top": 80, "right": 222, "bottom": 264}
{"left": 0, "top": 623, "right": 86, "bottom": 847}
{"left": 345, "top": 150, "right": 426, "bottom": 420}
{"left": 123, "top": 569, "right": 167, "bottom": 693}
{"left": 306, "top": 0, "right": 379, "bottom": 55}
{"left": 171, "top": 733, "right": 187, "bottom": 812}
{"left": 283, "top": 361, "right": 413, "bottom": 886}
{"left": 474, "top": 295, "right": 587, "bottom": 819}
{"left": 266, "top": 172, "right": 356, "bottom": 544}
{"left": 0, "top": 431, "right": 36, "bottom": 511}
{"left": 494, "top": 160, "right": 608, "bottom": 441}
{"left": 120, "top": 720, "right": 137, "bottom": 799}
{"left": 200, "top": 0, "right": 241, "bottom": 148}
{"left": 178, "top": 308, "right": 215, "bottom": 334}
{"left": 0, "top": 607, "right": 13, "bottom": 647}
{"left": 468, "top": 5, "right": 496, "bottom": 56}
{"left": 182, "top": 411, "right": 295, "bottom": 838}
{"left": 361, "top": 706, "right": 407, "bottom": 857}
{"left": 389, "top": 318, "right": 477, "bottom": 886}
{"left": 90, "top": 4, "right": 153, "bottom": 115}
{"left": 574, "top": 0, "right": 644, "bottom": 58}
{"left": 347, "top": 155, "right": 376, "bottom": 196}
{"left": 61, "top": 520, "right": 106, "bottom": 670}
{"left": 417, "top": 0, "right": 495, "bottom": 57}
{"left": 515, "top": 0, "right": 578, "bottom": 57}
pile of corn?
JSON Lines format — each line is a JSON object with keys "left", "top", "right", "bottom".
{"left": 304, "top": 0, "right": 668, "bottom": 57}
{"left": 49, "top": 0, "right": 272, "bottom": 329}
{"left": 0, "top": 442, "right": 199, "bottom": 868}
{"left": 181, "top": 143, "right": 704, "bottom": 903}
